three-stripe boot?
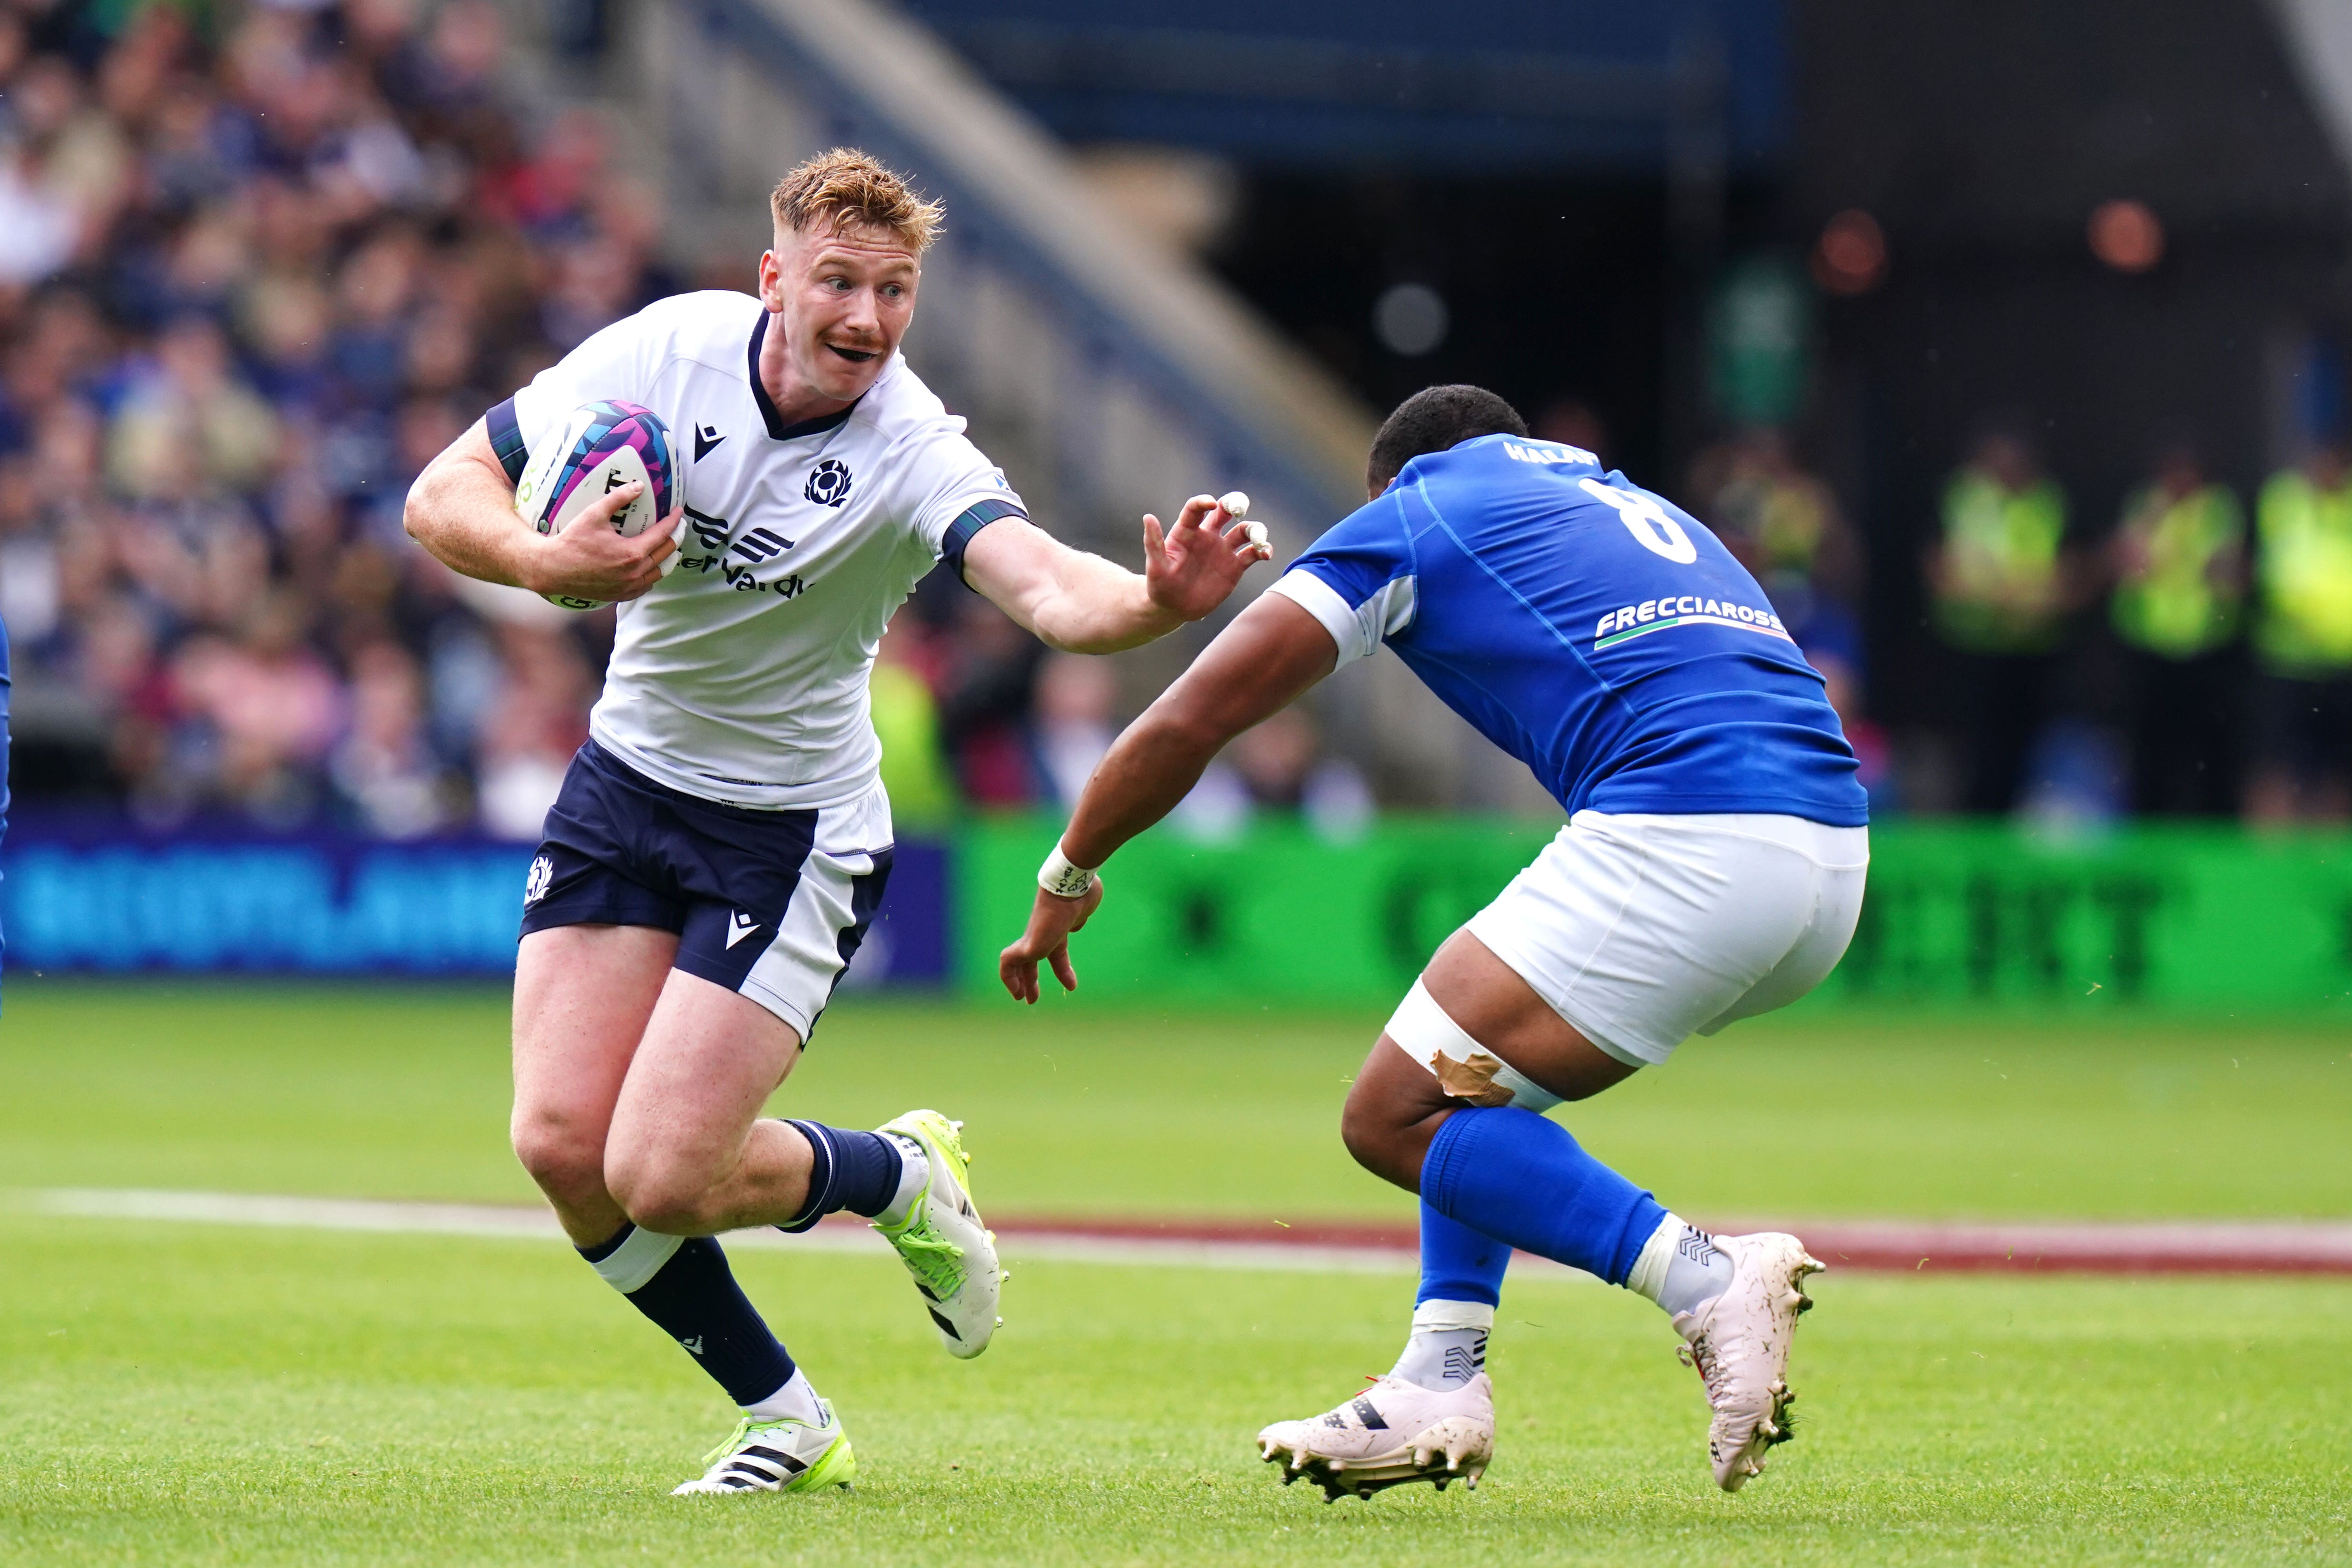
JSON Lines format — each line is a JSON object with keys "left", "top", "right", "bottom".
{"left": 872, "top": 1109, "right": 1002, "bottom": 1358}
{"left": 671, "top": 1402, "right": 856, "bottom": 1495}
{"left": 1256, "top": 1374, "right": 1495, "bottom": 1500}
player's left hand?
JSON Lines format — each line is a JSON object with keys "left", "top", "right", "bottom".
{"left": 1142, "top": 493, "right": 1273, "bottom": 623}
{"left": 999, "top": 878, "right": 1107, "bottom": 1004}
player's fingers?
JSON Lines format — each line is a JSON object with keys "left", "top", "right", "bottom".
{"left": 997, "top": 947, "right": 1034, "bottom": 1003}
{"left": 1142, "top": 512, "right": 1167, "bottom": 566}
{"left": 567, "top": 480, "right": 644, "bottom": 532}
{"left": 1049, "top": 943, "right": 1078, "bottom": 992}
{"left": 1222, "top": 519, "right": 1272, "bottom": 559}
{"left": 622, "top": 521, "right": 678, "bottom": 565}
{"left": 1176, "top": 494, "right": 1218, "bottom": 534}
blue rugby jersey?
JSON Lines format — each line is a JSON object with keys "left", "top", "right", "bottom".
{"left": 1270, "top": 435, "right": 1868, "bottom": 826}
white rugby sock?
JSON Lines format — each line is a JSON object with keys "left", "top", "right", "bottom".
{"left": 1626, "top": 1213, "right": 1735, "bottom": 1319}
{"left": 742, "top": 1366, "right": 823, "bottom": 1425}
{"left": 873, "top": 1134, "right": 929, "bottom": 1229}
{"left": 1388, "top": 1299, "right": 1493, "bottom": 1391}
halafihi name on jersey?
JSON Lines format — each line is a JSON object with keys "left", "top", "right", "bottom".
{"left": 1592, "top": 594, "right": 1793, "bottom": 649}
{"left": 678, "top": 504, "right": 810, "bottom": 597}
{"left": 1501, "top": 439, "right": 1598, "bottom": 466}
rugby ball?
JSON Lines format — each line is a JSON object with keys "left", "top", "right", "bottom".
{"left": 513, "top": 400, "right": 676, "bottom": 610}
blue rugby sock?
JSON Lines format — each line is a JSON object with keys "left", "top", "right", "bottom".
{"left": 779, "top": 1120, "right": 907, "bottom": 1232}
{"left": 580, "top": 1225, "right": 795, "bottom": 1407}
{"left": 1391, "top": 1200, "right": 1515, "bottom": 1390}
{"left": 1417, "top": 1198, "right": 1511, "bottom": 1308}
{"left": 1419, "top": 1106, "right": 1667, "bottom": 1286}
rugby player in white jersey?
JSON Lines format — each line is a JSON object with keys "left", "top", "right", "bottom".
{"left": 405, "top": 149, "right": 1269, "bottom": 1495}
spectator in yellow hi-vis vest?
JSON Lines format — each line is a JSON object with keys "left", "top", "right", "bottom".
{"left": 1927, "top": 427, "right": 2086, "bottom": 813}
{"left": 2107, "top": 436, "right": 2244, "bottom": 815}
{"left": 868, "top": 617, "right": 959, "bottom": 833}
{"left": 2248, "top": 441, "right": 2352, "bottom": 822}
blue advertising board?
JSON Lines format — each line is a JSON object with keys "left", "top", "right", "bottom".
{"left": 1, "top": 821, "right": 951, "bottom": 986}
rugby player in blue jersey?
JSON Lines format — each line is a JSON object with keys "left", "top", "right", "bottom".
{"left": 1000, "top": 386, "right": 1869, "bottom": 1497}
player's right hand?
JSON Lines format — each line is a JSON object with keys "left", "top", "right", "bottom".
{"left": 522, "top": 480, "right": 682, "bottom": 603}
{"left": 999, "top": 878, "right": 1106, "bottom": 1004}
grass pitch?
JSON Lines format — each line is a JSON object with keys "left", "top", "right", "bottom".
{"left": 4, "top": 984, "right": 2350, "bottom": 1220}
{"left": 3, "top": 984, "right": 2350, "bottom": 1564}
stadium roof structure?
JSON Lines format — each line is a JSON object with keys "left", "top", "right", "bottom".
{"left": 1795, "top": 0, "right": 2352, "bottom": 252}
{"left": 891, "top": 0, "right": 1790, "bottom": 175}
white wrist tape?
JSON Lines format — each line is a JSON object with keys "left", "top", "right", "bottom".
{"left": 1038, "top": 844, "right": 1098, "bottom": 900}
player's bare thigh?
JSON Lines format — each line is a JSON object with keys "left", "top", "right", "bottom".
{"left": 1341, "top": 929, "right": 1637, "bottom": 1194}
{"left": 511, "top": 923, "right": 678, "bottom": 1244}
{"left": 601, "top": 970, "right": 819, "bottom": 1235}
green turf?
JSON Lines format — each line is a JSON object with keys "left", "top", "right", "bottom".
{"left": 3, "top": 1216, "right": 2346, "bottom": 1566}
{"left": 4, "top": 982, "right": 2349, "bottom": 1219}
{"left": 3, "top": 984, "right": 2349, "bottom": 1563}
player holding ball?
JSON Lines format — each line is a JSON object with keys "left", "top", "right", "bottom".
{"left": 1002, "top": 386, "right": 1869, "bottom": 1499}
{"left": 404, "top": 149, "right": 1270, "bottom": 1496}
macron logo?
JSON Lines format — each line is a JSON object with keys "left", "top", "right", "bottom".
{"left": 725, "top": 911, "right": 762, "bottom": 950}
{"left": 679, "top": 1336, "right": 704, "bottom": 1357}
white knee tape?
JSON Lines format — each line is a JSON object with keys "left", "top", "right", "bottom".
{"left": 1383, "top": 979, "right": 1564, "bottom": 1113}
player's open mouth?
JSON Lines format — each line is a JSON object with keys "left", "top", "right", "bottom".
{"left": 826, "top": 344, "right": 879, "bottom": 363}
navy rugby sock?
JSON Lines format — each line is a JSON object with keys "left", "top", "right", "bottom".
{"left": 778, "top": 1120, "right": 907, "bottom": 1233}
{"left": 579, "top": 1225, "right": 795, "bottom": 1407}
{"left": 1420, "top": 1106, "right": 1667, "bottom": 1286}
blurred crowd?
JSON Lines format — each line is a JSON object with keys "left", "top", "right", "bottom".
{"left": 0, "top": 0, "right": 683, "bottom": 836}
{"left": 1922, "top": 422, "right": 2352, "bottom": 825}
{"left": 1641, "top": 401, "right": 2352, "bottom": 828}
{"left": 2, "top": 1, "right": 2341, "bottom": 840}
{"left": 0, "top": 0, "right": 1375, "bottom": 841}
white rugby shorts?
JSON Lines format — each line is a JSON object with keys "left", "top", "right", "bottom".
{"left": 1456, "top": 811, "right": 1868, "bottom": 1068}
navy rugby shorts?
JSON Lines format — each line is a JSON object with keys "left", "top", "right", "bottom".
{"left": 519, "top": 741, "right": 893, "bottom": 1041}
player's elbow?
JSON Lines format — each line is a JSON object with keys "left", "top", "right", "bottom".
{"left": 401, "top": 469, "right": 440, "bottom": 545}
{"left": 1135, "top": 694, "right": 1241, "bottom": 766}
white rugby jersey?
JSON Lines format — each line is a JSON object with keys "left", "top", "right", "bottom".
{"left": 489, "top": 290, "right": 1025, "bottom": 810}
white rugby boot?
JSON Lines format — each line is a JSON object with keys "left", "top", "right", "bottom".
{"left": 1672, "top": 1230, "right": 1825, "bottom": 1492}
{"left": 872, "top": 1109, "right": 1002, "bottom": 1359}
{"left": 1257, "top": 1374, "right": 1495, "bottom": 1501}
{"left": 670, "top": 1402, "right": 856, "bottom": 1495}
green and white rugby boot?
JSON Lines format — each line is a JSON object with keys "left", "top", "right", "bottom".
{"left": 873, "top": 1109, "right": 1002, "bottom": 1359}
{"left": 671, "top": 1402, "right": 856, "bottom": 1495}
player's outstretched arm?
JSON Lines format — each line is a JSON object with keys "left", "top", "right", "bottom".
{"left": 999, "top": 591, "right": 1338, "bottom": 1001}
{"left": 960, "top": 494, "right": 1272, "bottom": 654}
{"left": 404, "top": 419, "right": 679, "bottom": 603}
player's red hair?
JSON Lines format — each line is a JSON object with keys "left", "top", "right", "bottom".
{"left": 770, "top": 148, "right": 943, "bottom": 254}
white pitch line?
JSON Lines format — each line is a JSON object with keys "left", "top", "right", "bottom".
{"left": 21, "top": 1188, "right": 1454, "bottom": 1277}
